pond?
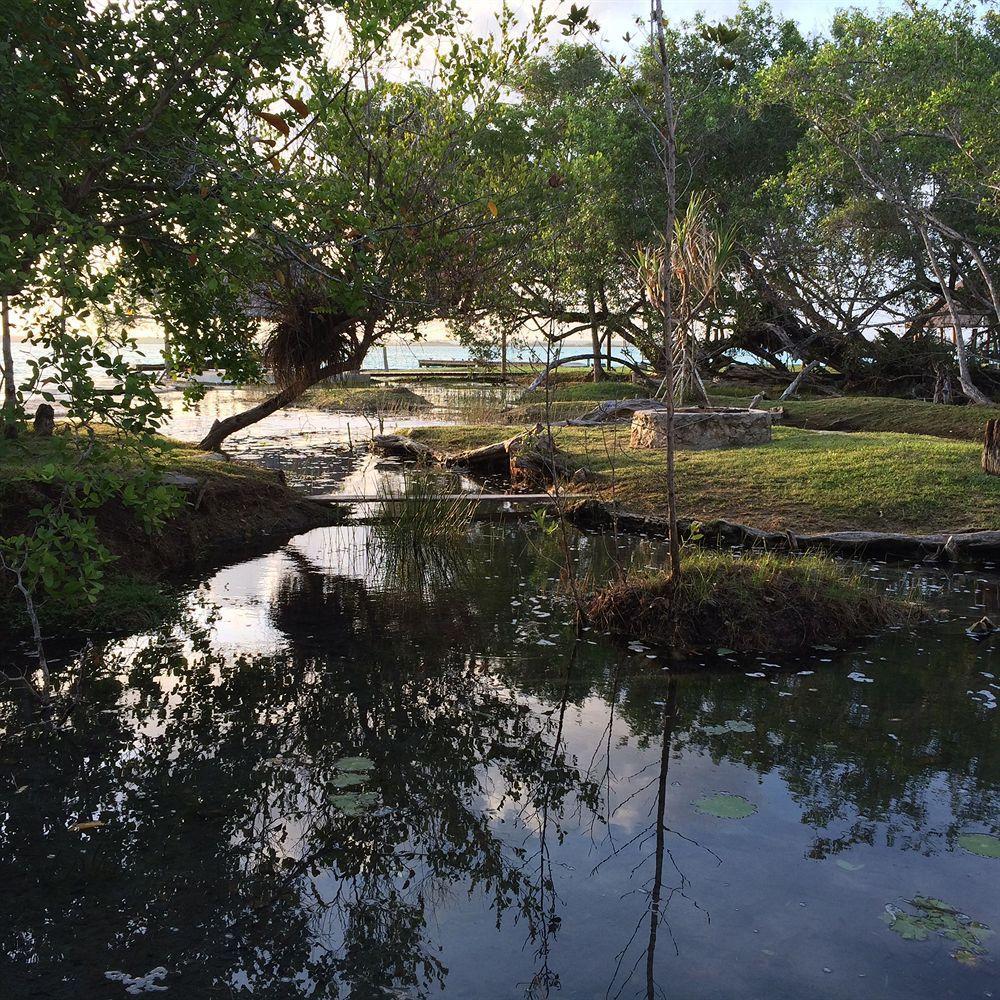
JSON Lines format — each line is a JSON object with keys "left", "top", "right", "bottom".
{"left": 1, "top": 398, "right": 999, "bottom": 999}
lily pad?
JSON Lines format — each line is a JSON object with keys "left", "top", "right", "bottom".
{"left": 958, "top": 833, "right": 1000, "bottom": 859}
{"left": 702, "top": 720, "right": 755, "bottom": 736}
{"left": 333, "top": 756, "right": 375, "bottom": 773}
{"left": 694, "top": 793, "right": 757, "bottom": 820}
{"left": 836, "top": 860, "right": 865, "bottom": 872}
{"left": 330, "top": 791, "right": 380, "bottom": 816}
{"left": 329, "top": 773, "right": 367, "bottom": 789}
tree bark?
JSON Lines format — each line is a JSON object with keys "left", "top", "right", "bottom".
{"left": 983, "top": 419, "right": 1000, "bottom": 475}
{"left": 199, "top": 361, "right": 360, "bottom": 451}
{"left": 588, "top": 290, "right": 605, "bottom": 382}
{"left": 917, "top": 225, "right": 990, "bottom": 405}
{"left": 2, "top": 297, "right": 17, "bottom": 439}
{"left": 652, "top": 0, "right": 681, "bottom": 581}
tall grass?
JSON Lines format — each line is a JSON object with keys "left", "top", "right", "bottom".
{"left": 371, "top": 475, "right": 478, "bottom": 550}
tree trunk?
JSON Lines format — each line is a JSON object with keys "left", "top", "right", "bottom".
{"left": 2, "top": 297, "right": 17, "bottom": 439}
{"left": 917, "top": 225, "right": 990, "bottom": 405}
{"left": 588, "top": 291, "right": 605, "bottom": 382}
{"left": 199, "top": 361, "right": 357, "bottom": 451}
{"left": 983, "top": 419, "right": 1000, "bottom": 475}
{"left": 653, "top": 0, "right": 681, "bottom": 581}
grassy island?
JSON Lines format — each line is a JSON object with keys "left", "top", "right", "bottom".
{"left": 587, "top": 551, "right": 916, "bottom": 654}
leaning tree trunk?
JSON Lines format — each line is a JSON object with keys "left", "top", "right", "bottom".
{"left": 2, "top": 297, "right": 17, "bottom": 439}
{"left": 917, "top": 225, "right": 991, "bottom": 405}
{"left": 198, "top": 318, "right": 378, "bottom": 451}
{"left": 199, "top": 362, "right": 354, "bottom": 451}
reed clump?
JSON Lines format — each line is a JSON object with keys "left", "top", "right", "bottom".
{"left": 372, "top": 475, "right": 478, "bottom": 551}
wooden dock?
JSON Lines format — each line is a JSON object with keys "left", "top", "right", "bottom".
{"left": 307, "top": 492, "right": 586, "bottom": 505}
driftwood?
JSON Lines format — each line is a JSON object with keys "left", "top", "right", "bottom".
{"left": 983, "top": 419, "right": 1000, "bottom": 475}
{"left": 779, "top": 360, "right": 821, "bottom": 401}
{"left": 372, "top": 431, "right": 573, "bottom": 485}
{"left": 371, "top": 435, "right": 433, "bottom": 462}
{"left": 567, "top": 398, "right": 670, "bottom": 425}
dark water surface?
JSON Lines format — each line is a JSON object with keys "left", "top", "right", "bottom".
{"left": 2, "top": 522, "right": 999, "bottom": 999}
{"left": 2, "top": 392, "right": 999, "bottom": 998}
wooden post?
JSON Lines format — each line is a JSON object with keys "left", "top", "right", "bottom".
{"left": 983, "top": 418, "right": 1000, "bottom": 475}
{"left": 501, "top": 328, "right": 507, "bottom": 381}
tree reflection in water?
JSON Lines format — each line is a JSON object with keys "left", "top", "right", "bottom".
{"left": 0, "top": 526, "right": 998, "bottom": 999}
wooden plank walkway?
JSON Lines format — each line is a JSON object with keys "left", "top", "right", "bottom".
{"left": 307, "top": 492, "right": 587, "bottom": 505}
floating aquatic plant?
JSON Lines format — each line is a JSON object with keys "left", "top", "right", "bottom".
{"left": 328, "top": 757, "right": 378, "bottom": 815}
{"left": 883, "top": 897, "right": 991, "bottom": 960}
{"left": 333, "top": 756, "right": 375, "bottom": 773}
{"left": 694, "top": 793, "right": 757, "bottom": 819}
{"left": 701, "top": 720, "right": 755, "bottom": 736}
{"left": 958, "top": 833, "right": 1000, "bottom": 859}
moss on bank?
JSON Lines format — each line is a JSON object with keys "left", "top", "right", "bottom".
{"left": 406, "top": 423, "right": 1000, "bottom": 533}
{"left": 587, "top": 551, "right": 914, "bottom": 654}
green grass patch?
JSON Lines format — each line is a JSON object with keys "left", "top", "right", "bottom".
{"left": 2, "top": 576, "right": 183, "bottom": 636}
{"left": 778, "top": 397, "right": 1000, "bottom": 442}
{"left": 302, "top": 385, "right": 430, "bottom": 414}
{"left": 0, "top": 427, "right": 277, "bottom": 487}
{"left": 587, "top": 550, "right": 914, "bottom": 653}
{"left": 406, "top": 422, "right": 1000, "bottom": 533}
{"left": 505, "top": 400, "right": 602, "bottom": 424}
{"left": 519, "top": 382, "right": 651, "bottom": 403}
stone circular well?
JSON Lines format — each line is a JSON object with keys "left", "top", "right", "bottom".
{"left": 629, "top": 407, "right": 772, "bottom": 451}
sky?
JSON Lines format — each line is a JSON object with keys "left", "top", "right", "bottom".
{"left": 459, "top": 0, "right": 913, "bottom": 42}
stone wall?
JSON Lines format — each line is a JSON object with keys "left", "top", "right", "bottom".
{"left": 629, "top": 408, "right": 772, "bottom": 451}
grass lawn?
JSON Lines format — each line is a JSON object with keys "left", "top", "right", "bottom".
{"left": 507, "top": 393, "right": 1000, "bottom": 445}
{"left": 776, "top": 396, "right": 1000, "bottom": 441}
{"left": 407, "top": 423, "right": 1000, "bottom": 533}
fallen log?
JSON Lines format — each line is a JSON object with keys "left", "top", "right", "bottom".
{"left": 565, "top": 498, "right": 1000, "bottom": 561}
{"left": 372, "top": 430, "right": 574, "bottom": 485}
{"left": 371, "top": 435, "right": 433, "bottom": 461}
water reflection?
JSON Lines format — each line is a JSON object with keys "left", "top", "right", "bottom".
{"left": 1, "top": 527, "right": 998, "bottom": 999}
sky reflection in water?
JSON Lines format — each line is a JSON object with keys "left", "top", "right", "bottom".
{"left": 2, "top": 521, "right": 999, "bottom": 999}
